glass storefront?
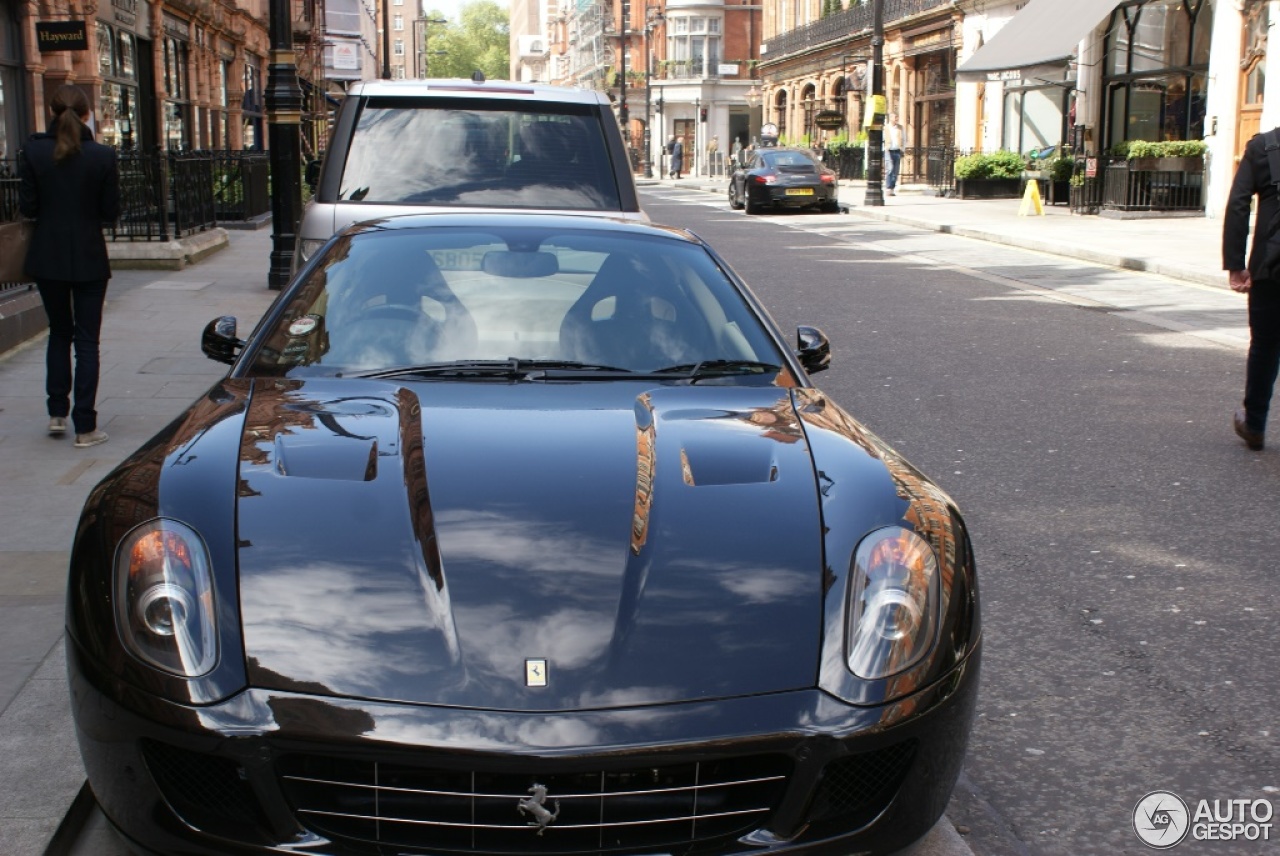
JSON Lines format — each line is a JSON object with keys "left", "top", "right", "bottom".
{"left": 243, "top": 57, "right": 263, "bottom": 150}
{"left": 96, "top": 22, "right": 141, "bottom": 149}
{"left": 1003, "top": 84, "right": 1069, "bottom": 153}
{"left": 162, "top": 17, "right": 191, "bottom": 149}
{"left": 1103, "top": 0, "right": 1212, "bottom": 148}
{"left": 0, "top": 0, "right": 25, "bottom": 161}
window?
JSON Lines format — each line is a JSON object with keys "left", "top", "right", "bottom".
{"left": 1102, "top": 0, "right": 1211, "bottom": 147}
{"left": 394, "top": 14, "right": 404, "bottom": 31}
{"left": 667, "top": 14, "right": 722, "bottom": 78}
{"left": 394, "top": 39, "right": 404, "bottom": 56}
{"left": 94, "top": 23, "right": 141, "bottom": 149}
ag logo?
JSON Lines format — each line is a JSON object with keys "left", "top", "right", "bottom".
{"left": 1134, "top": 791, "right": 1190, "bottom": 849}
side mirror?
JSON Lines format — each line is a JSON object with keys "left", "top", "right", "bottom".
{"left": 304, "top": 159, "right": 321, "bottom": 191}
{"left": 202, "top": 316, "right": 244, "bottom": 365}
{"left": 796, "top": 325, "right": 831, "bottom": 374}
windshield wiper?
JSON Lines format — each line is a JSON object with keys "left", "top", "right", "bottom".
{"left": 342, "top": 359, "right": 634, "bottom": 380}
{"left": 653, "top": 359, "right": 782, "bottom": 381}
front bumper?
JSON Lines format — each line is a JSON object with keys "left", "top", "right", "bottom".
{"left": 70, "top": 637, "right": 980, "bottom": 856}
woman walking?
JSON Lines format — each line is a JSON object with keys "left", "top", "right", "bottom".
{"left": 19, "top": 84, "right": 120, "bottom": 448}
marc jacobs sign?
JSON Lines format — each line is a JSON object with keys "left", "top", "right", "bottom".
{"left": 36, "top": 21, "right": 88, "bottom": 52}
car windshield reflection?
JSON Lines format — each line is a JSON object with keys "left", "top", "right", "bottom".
{"left": 248, "top": 224, "right": 786, "bottom": 381}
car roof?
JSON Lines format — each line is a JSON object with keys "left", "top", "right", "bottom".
{"left": 345, "top": 78, "right": 611, "bottom": 106}
{"left": 346, "top": 211, "right": 700, "bottom": 243}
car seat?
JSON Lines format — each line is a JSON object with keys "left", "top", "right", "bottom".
{"left": 558, "top": 253, "right": 702, "bottom": 370}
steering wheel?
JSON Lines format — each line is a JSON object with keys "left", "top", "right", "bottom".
{"left": 357, "top": 303, "right": 431, "bottom": 325}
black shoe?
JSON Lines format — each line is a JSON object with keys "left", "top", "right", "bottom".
{"left": 1234, "top": 409, "right": 1264, "bottom": 451}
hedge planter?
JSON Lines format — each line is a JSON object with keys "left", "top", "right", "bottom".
{"left": 1127, "top": 156, "right": 1204, "bottom": 173}
{"left": 955, "top": 178, "right": 1021, "bottom": 199}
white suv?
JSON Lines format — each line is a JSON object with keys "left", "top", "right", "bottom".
{"left": 295, "top": 78, "right": 645, "bottom": 270}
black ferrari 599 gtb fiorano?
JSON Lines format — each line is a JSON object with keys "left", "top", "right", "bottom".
{"left": 67, "top": 212, "right": 980, "bottom": 856}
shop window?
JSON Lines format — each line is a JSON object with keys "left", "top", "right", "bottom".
{"left": 1102, "top": 0, "right": 1210, "bottom": 148}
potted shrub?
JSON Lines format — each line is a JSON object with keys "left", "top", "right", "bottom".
{"left": 1105, "top": 139, "right": 1206, "bottom": 212}
{"left": 1048, "top": 156, "right": 1074, "bottom": 205}
{"left": 1124, "top": 139, "right": 1206, "bottom": 173}
{"left": 954, "top": 150, "right": 1024, "bottom": 199}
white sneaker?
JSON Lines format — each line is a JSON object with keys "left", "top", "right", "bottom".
{"left": 75, "top": 430, "right": 109, "bottom": 449}
{"left": 48, "top": 417, "right": 67, "bottom": 435}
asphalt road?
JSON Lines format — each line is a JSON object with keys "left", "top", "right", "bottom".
{"left": 638, "top": 186, "right": 1280, "bottom": 856}
{"left": 55, "top": 192, "right": 1276, "bottom": 856}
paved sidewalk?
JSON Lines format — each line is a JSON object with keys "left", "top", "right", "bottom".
{"left": 0, "top": 227, "right": 279, "bottom": 855}
{"left": 0, "top": 187, "right": 1248, "bottom": 855}
{"left": 647, "top": 175, "right": 1228, "bottom": 290}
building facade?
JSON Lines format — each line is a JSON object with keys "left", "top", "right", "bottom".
{"left": 0, "top": 0, "right": 332, "bottom": 159}
{"left": 541, "top": 0, "right": 761, "bottom": 177}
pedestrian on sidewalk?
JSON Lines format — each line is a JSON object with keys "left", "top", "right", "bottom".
{"left": 18, "top": 83, "right": 120, "bottom": 449}
{"left": 1223, "top": 128, "right": 1280, "bottom": 451}
{"left": 671, "top": 136, "right": 684, "bottom": 179}
{"left": 885, "top": 114, "right": 904, "bottom": 197}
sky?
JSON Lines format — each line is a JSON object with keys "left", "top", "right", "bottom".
{"left": 422, "top": 0, "right": 493, "bottom": 22}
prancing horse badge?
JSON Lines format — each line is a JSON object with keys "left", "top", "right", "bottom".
{"left": 525, "top": 658, "right": 548, "bottom": 687}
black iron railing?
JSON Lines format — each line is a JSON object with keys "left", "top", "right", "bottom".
{"left": 2, "top": 150, "right": 271, "bottom": 288}
{"left": 821, "top": 145, "right": 957, "bottom": 190}
{"left": 1101, "top": 158, "right": 1203, "bottom": 212}
{"left": 211, "top": 152, "right": 271, "bottom": 221}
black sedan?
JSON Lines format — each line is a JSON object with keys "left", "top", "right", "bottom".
{"left": 728, "top": 147, "right": 840, "bottom": 214}
{"left": 67, "top": 213, "right": 980, "bottom": 856}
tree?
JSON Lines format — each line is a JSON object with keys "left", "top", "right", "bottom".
{"left": 425, "top": 1, "right": 510, "bottom": 80}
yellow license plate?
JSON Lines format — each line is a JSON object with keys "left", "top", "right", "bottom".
{"left": 785, "top": 188, "right": 814, "bottom": 196}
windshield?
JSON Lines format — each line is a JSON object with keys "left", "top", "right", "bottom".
{"left": 337, "top": 97, "right": 623, "bottom": 211}
{"left": 245, "top": 226, "right": 787, "bottom": 381}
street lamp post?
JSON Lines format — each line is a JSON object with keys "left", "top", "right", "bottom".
{"left": 381, "top": 0, "right": 392, "bottom": 79}
{"left": 619, "top": 0, "right": 630, "bottom": 141}
{"left": 863, "top": 0, "right": 885, "bottom": 207}
{"left": 745, "top": 83, "right": 760, "bottom": 149}
{"left": 266, "top": 0, "right": 303, "bottom": 288}
{"left": 643, "top": 7, "right": 663, "bottom": 179}
{"left": 415, "top": 17, "right": 447, "bottom": 78}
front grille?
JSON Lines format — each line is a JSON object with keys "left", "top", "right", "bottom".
{"left": 805, "top": 741, "right": 917, "bottom": 828}
{"left": 141, "top": 740, "right": 269, "bottom": 841}
{"left": 277, "top": 753, "right": 791, "bottom": 854}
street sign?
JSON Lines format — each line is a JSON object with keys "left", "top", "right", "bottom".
{"left": 36, "top": 20, "right": 88, "bottom": 51}
{"left": 815, "top": 110, "right": 846, "bottom": 130}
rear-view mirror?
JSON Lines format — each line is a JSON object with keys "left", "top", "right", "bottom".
{"left": 482, "top": 251, "right": 559, "bottom": 278}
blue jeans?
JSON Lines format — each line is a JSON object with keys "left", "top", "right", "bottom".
{"left": 886, "top": 149, "right": 902, "bottom": 190}
{"left": 38, "top": 279, "right": 108, "bottom": 435}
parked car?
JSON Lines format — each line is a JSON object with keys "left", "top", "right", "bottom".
{"left": 729, "top": 147, "right": 840, "bottom": 214}
{"left": 295, "top": 77, "right": 645, "bottom": 270}
{"left": 68, "top": 212, "right": 981, "bottom": 856}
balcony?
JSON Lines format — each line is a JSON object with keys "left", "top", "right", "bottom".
{"left": 761, "top": 0, "right": 951, "bottom": 61}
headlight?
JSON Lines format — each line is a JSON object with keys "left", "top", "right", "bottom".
{"left": 847, "top": 526, "right": 939, "bottom": 680}
{"left": 115, "top": 519, "right": 218, "bottom": 677}
{"left": 296, "top": 238, "right": 327, "bottom": 265}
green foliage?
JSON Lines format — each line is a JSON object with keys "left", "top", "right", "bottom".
{"left": 424, "top": 1, "right": 510, "bottom": 80}
{"left": 1049, "top": 156, "right": 1074, "bottom": 182}
{"left": 825, "top": 133, "right": 851, "bottom": 153}
{"left": 1069, "top": 173, "right": 1085, "bottom": 187}
{"left": 1124, "top": 139, "right": 1207, "bottom": 159}
{"left": 954, "top": 150, "right": 1024, "bottom": 180}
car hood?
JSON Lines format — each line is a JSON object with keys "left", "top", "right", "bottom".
{"left": 236, "top": 378, "right": 826, "bottom": 711}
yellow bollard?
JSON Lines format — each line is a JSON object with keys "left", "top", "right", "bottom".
{"left": 1018, "top": 179, "right": 1044, "bottom": 216}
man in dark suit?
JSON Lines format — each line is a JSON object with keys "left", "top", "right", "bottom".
{"left": 1223, "top": 130, "right": 1280, "bottom": 451}
{"left": 19, "top": 84, "right": 120, "bottom": 448}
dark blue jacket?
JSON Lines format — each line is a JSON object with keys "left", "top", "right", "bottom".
{"left": 18, "top": 128, "right": 120, "bottom": 282}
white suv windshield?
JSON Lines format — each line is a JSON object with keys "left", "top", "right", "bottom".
{"left": 338, "top": 98, "right": 623, "bottom": 211}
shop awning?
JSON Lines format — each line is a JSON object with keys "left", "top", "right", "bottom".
{"left": 956, "top": 0, "right": 1123, "bottom": 81}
